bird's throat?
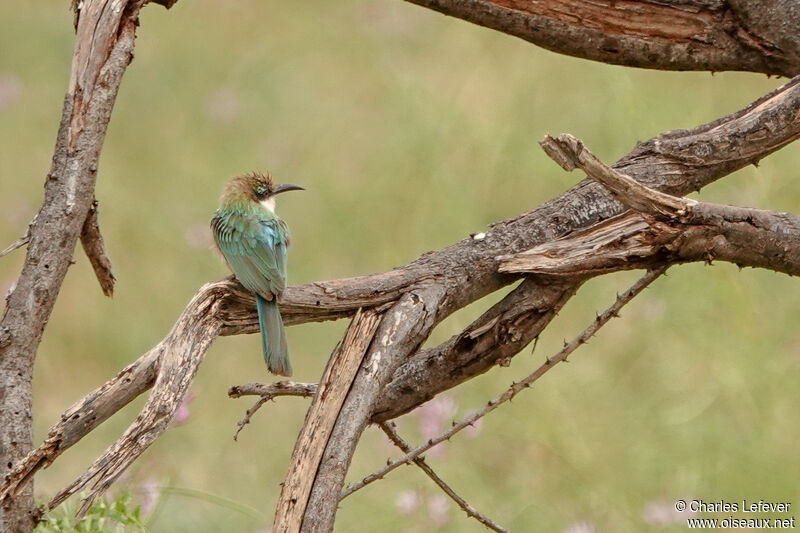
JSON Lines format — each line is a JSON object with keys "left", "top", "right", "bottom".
{"left": 260, "top": 196, "right": 276, "bottom": 213}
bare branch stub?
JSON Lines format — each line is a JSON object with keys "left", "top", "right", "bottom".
{"left": 228, "top": 381, "right": 318, "bottom": 400}
{"left": 80, "top": 198, "right": 116, "bottom": 297}
{"left": 540, "top": 133, "right": 692, "bottom": 218}
{"left": 0, "top": 232, "right": 30, "bottom": 259}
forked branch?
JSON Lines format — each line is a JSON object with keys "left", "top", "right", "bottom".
{"left": 342, "top": 267, "right": 667, "bottom": 499}
{"left": 501, "top": 134, "right": 800, "bottom": 277}
{"left": 229, "top": 381, "right": 318, "bottom": 440}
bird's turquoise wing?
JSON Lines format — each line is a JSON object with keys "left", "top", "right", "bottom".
{"left": 211, "top": 211, "right": 288, "bottom": 297}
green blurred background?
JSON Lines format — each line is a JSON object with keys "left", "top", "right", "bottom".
{"left": 2, "top": 1, "right": 799, "bottom": 531}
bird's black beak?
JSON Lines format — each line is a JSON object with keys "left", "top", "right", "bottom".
{"left": 272, "top": 183, "right": 305, "bottom": 196}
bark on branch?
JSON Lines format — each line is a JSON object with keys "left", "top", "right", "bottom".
{"left": 501, "top": 134, "right": 800, "bottom": 277}
{"left": 403, "top": 0, "right": 800, "bottom": 76}
{"left": 80, "top": 198, "right": 116, "bottom": 297}
{"left": 301, "top": 286, "right": 443, "bottom": 532}
{"left": 344, "top": 267, "right": 667, "bottom": 499}
{"left": 0, "top": 1, "right": 159, "bottom": 528}
{"left": 271, "top": 308, "right": 382, "bottom": 532}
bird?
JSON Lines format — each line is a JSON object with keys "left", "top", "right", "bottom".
{"left": 210, "top": 171, "right": 303, "bottom": 376}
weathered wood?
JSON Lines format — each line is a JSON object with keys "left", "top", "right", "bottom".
{"left": 348, "top": 268, "right": 668, "bottom": 497}
{"left": 302, "top": 287, "right": 443, "bottom": 532}
{"left": 0, "top": 2, "right": 148, "bottom": 529}
{"left": 502, "top": 134, "right": 800, "bottom": 277}
{"left": 228, "top": 381, "right": 318, "bottom": 400}
{"left": 48, "top": 283, "right": 224, "bottom": 518}
{"left": 371, "top": 75, "right": 800, "bottom": 420}
{"left": 272, "top": 309, "right": 381, "bottom": 533}
{"left": 372, "top": 277, "right": 577, "bottom": 421}
{"left": 6, "top": 1, "right": 800, "bottom": 531}
{"left": 402, "top": 0, "right": 800, "bottom": 76}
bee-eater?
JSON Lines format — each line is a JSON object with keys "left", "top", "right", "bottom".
{"left": 211, "top": 171, "right": 303, "bottom": 376}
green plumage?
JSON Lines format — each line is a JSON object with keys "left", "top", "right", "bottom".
{"left": 211, "top": 173, "right": 293, "bottom": 376}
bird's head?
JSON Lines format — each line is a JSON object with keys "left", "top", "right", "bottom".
{"left": 223, "top": 171, "right": 304, "bottom": 212}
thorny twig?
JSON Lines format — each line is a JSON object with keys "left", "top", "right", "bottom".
{"left": 379, "top": 421, "right": 508, "bottom": 533}
{"left": 228, "top": 381, "right": 317, "bottom": 440}
{"left": 0, "top": 231, "right": 30, "bottom": 259}
{"left": 341, "top": 266, "right": 668, "bottom": 499}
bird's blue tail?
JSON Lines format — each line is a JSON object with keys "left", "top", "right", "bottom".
{"left": 256, "top": 294, "right": 291, "bottom": 376}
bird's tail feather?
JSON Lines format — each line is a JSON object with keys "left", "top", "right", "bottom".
{"left": 256, "top": 294, "right": 291, "bottom": 376}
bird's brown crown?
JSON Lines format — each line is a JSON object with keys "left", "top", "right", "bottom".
{"left": 223, "top": 171, "right": 275, "bottom": 202}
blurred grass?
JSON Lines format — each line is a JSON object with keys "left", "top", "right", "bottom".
{"left": 2, "top": 1, "right": 800, "bottom": 531}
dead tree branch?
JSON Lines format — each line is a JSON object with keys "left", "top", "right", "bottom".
{"left": 272, "top": 308, "right": 382, "bottom": 532}
{"left": 402, "top": 0, "right": 800, "bottom": 76}
{"left": 47, "top": 282, "right": 224, "bottom": 519}
{"left": 378, "top": 421, "right": 508, "bottom": 533}
{"left": 228, "top": 381, "right": 319, "bottom": 400}
{"left": 6, "top": 1, "right": 800, "bottom": 531}
{"left": 3, "top": 77, "right": 800, "bottom": 520}
{"left": 370, "top": 73, "right": 800, "bottom": 422}
{"left": 0, "top": 0, "right": 176, "bottom": 528}
{"left": 299, "top": 287, "right": 444, "bottom": 533}
{"left": 343, "top": 267, "right": 667, "bottom": 499}
{"left": 501, "top": 134, "right": 800, "bottom": 277}
{"left": 229, "top": 382, "right": 317, "bottom": 440}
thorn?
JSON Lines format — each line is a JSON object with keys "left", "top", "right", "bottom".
{"left": 530, "top": 335, "right": 540, "bottom": 355}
